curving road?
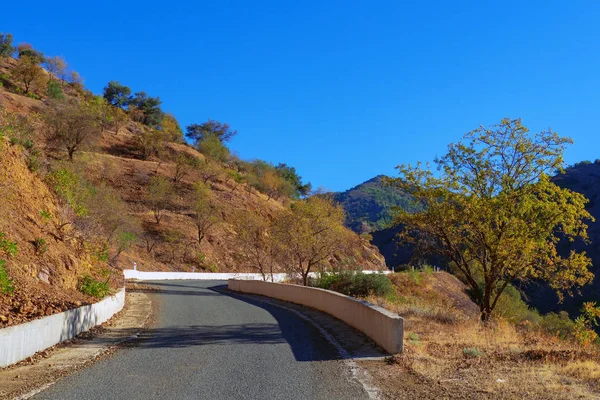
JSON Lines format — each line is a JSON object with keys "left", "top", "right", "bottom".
{"left": 34, "top": 280, "right": 371, "bottom": 400}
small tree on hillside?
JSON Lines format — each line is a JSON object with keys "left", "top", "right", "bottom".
{"left": 88, "top": 96, "right": 115, "bottom": 133}
{"left": 387, "top": 118, "right": 594, "bottom": 322}
{"left": 186, "top": 119, "right": 237, "bottom": 145}
{"left": 233, "top": 209, "right": 278, "bottom": 281}
{"left": 198, "top": 133, "right": 230, "bottom": 162}
{"left": 112, "top": 106, "right": 128, "bottom": 135}
{"left": 145, "top": 176, "right": 173, "bottom": 224}
{"left": 43, "top": 100, "right": 99, "bottom": 160}
{"left": 161, "top": 114, "right": 184, "bottom": 142}
{"left": 273, "top": 196, "right": 352, "bottom": 285}
{"left": 16, "top": 43, "right": 44, "bottom": 63}
{"left": 173, "top": 153, "right": 199, "bottom": 183}
{"left": 11, "top": 56, "right": 47, "bottom": 94}
{"left": 44, "top": 56, "right": 66, "bottom": 81}
{"left": 130, "top": 91, "right": 164, "bottom": 128}
{"left": 103, "top": 81, "right": 132, "bottom": 108}
{"left": 191, "top": 182, "right": 220, "bottom": 244}
{"left": 275, "top": 163, "right": 312, "bottom": 198}
{"left": 0, "top": 33, "right": 15, "bottom": 57}
{"left": 197, "top": 159, "right": 224, "bottom": 183}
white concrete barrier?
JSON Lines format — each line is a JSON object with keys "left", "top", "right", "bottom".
{"left": 228, "top": 280, "right": 404, "bottom": 354}
{"left": 0, "top": 288, "right": 125, "bottom": 368}
{"left": 123, "top": 270, "right": 390, "bottom": 281}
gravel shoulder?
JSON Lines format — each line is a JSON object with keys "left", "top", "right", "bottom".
{"left": 0, "top": 291, "right": 152, "bottom": 400}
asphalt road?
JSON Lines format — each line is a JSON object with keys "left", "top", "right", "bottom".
{"left": 34, "top": 280, "right": 370, "bottom": 400}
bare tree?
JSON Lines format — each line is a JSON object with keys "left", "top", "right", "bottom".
{"left": 43, "top": 100, "right": 99, "bottom": 160}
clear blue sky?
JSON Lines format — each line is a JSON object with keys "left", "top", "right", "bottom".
{"left": 3, "top": 1, "right": 600, "bottom": 191}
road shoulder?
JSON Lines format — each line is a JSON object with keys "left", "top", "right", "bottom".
{"left": 0, "top": 291, "right": 152, "bottom": 400}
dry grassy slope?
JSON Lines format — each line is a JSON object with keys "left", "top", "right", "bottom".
{"left": 0, "top": 138, "right": 108, "bottom": 326}
{"left": 86, "top": 127, "right": 386, "bottom": 273}
{"left": 0, "top": 68, "right": 385, "bottom": 277}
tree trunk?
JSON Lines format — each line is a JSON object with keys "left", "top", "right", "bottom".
{"left": 197, "top": 226, "right": 204, "bottom": 244}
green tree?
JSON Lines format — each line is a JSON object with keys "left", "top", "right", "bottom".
{"left": 0, "top": 33, "right": 15, "bottom": 57}
{"left": 387, "top": 118, "right": 594, "bottom": 322}
{"left": 275, "top": 163, "right": 312, "bottom": 198}
{"left": 186, "top": 119, "right": 237, "bottom": 144}
{"left": 273, "top": 196, "right": 352, "bottom": 285}
{"left": 130, "top": 91, "right": 164, "bottom": 128}
{"left": 145, "top": 176, "right": 173, "bottom": 224}
{"left": 198, "top": 133, "right": 230, "bottom": 162}
{"left": 103, "top": 81, "right": 132, "bottom": 108}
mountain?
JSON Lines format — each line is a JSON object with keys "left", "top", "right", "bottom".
{"left": 524, "top": 161, "right": 600, "bottom": 316}
{"left": 333, "top": 175, "right": 419, "bottom": 233}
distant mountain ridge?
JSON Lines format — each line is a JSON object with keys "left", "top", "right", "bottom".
{"left": 338, "top": 165, "right": 600, "bottom": 319}
{"left": 333, "top": 175, "right": 419, "bottom": 233}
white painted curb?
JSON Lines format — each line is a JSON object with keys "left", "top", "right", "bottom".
{"left": 0, "top": 288, "right": 125, "bottom": 368}
{"left": 123, "top": 270, "right": 390, "bottom": 281}
{"left": 229, "top": 280, "right": 404, "bottom": 354}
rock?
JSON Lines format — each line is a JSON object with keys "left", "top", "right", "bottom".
{"left": 38, "top": 268, "right": 50, "bottom": 284}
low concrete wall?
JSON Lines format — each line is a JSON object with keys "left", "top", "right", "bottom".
{"left": 228, "top": 280, "right": 403, "bottom": 354}
{"left": 123, "top": 270, "right": 390, "bottom": 281}
{"left": 0, "top": 288, "right": 125, "bottom": 368}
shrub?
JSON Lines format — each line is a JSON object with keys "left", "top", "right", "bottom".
{"left": 492, "top": 284, "right": 541, "bottom": 324}
{"left": 407, "top": 332, "right": 420, "bottom": 342}
{"left": 0, "top": 259, "right": 15, "bottom": 295}
{"left": 463, "top": 347, "right": 482, "bottom": 358}
{"left": 0, "top": 232, "right": 18, "bottom": 257}
{"left": 39, "top": 209, "right": 52, "bottom": 222}
{"left": 78, "top": 275, "right": 110, "bottom": 298}
{"left": 312, "top": 271, "right": 395, "bottom": 299}
{"left": 539, "top": 311, "right": 575, "bottom": 339}
{"left": 33, "top": 237, "right": 48, "bottom": 255}
{"left": 47, "top": 80, "right": 64, "bottom": 99}
{"left": 26, "top": 148, "right": 41, "bottom": 172}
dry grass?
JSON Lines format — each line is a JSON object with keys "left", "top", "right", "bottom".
{"left": 359, "top": 271, "right": 600, "bottom": 399}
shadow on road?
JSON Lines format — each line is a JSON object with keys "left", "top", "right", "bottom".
{"left": 126, "top": 281, "right": 383, "bottom": 362}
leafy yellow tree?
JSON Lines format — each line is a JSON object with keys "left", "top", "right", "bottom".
{"left": 233, "top": 209, "right": 278, "bottom": 281}
{"left": 112, "top": 106, "right": 128, "bottom": 135}
{"left": 387, "top": 118, "right": 594, "bottom": 322}
{"left": 11, "top": 56, "right": 47, "bottom": 94}
{"left": 161, "top": 114, "right": 184, "bottom": 142}
{"left": 191, "top": 182, "right": 220, "bottom": 244}
{"left": 273, "top": 196, "right": 352, "bottom": 285}
{"left": 145, "top": 176, "right": 173, "bottom": 224}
